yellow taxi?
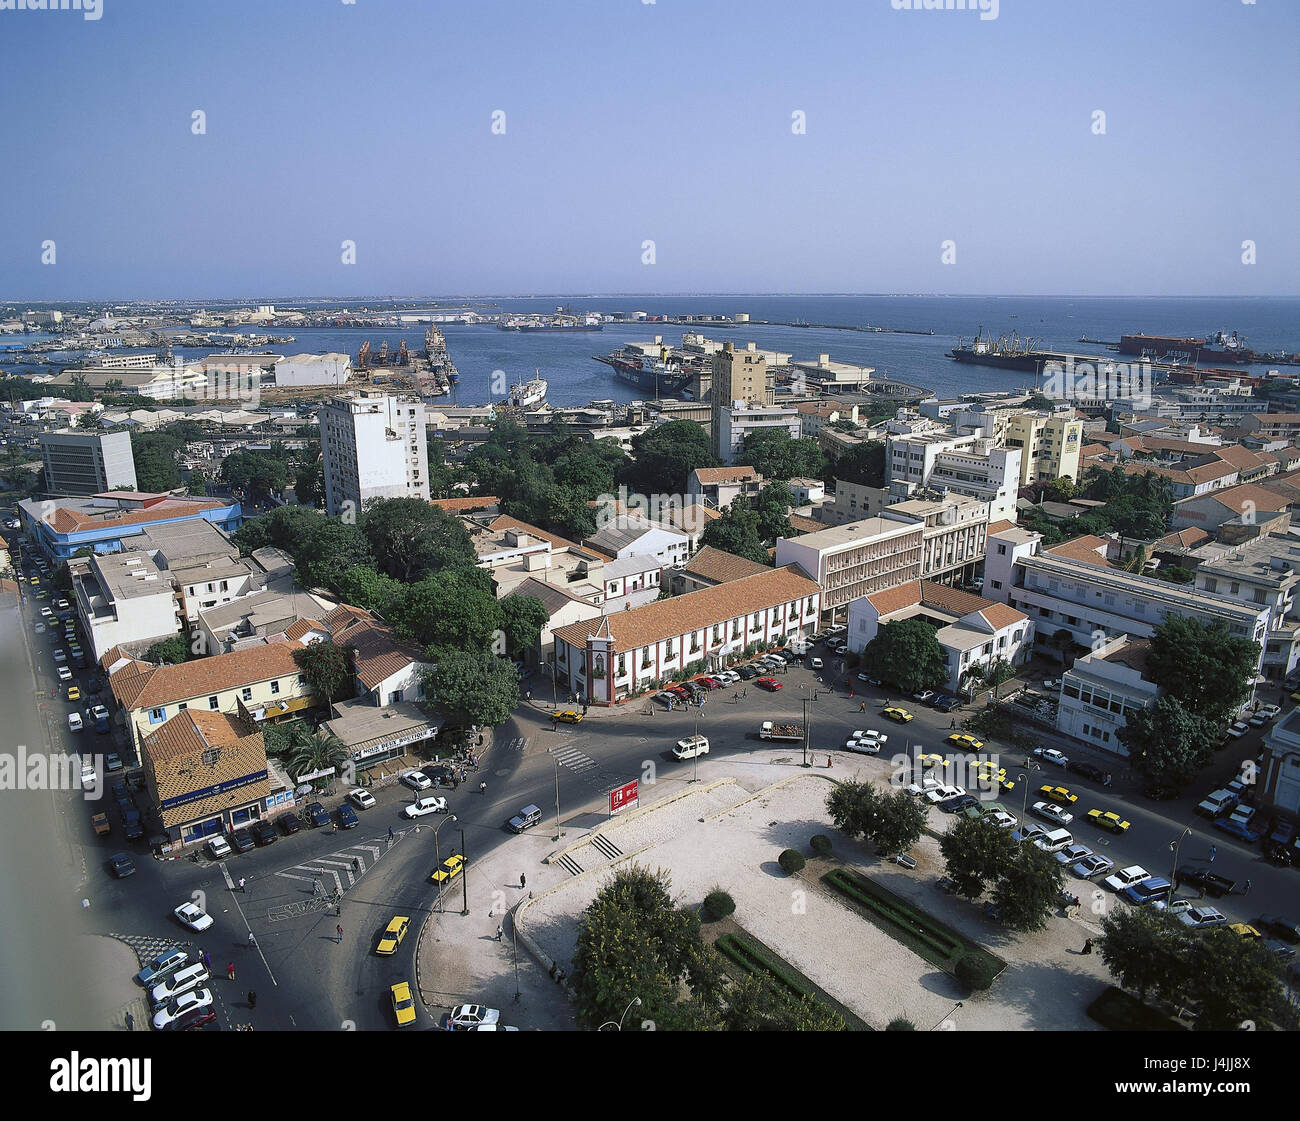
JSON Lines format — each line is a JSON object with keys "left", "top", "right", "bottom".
{"left": 917, "top": 753, "right": 944, "bottom": 769}
{"left": 28, "top": 576, "right": 40, "bottom": 586}
{"left": 1230, "top": 923, "right": 1262, "bottom": 940}
{"left": 375, "top": 915, "right": 410, "bottom": 955}
{"left": 554, "top": 709, "right": 583, "bottom": 724}
{"left": 883, "top": 707, "right": 914, "bottom": 723}
{"left": 390, "top": 981, "right": 417, "bottom": 1026}
{"left": 430, "top": 853, "right": 465, "bottom": 884}
{"left": 67, "top": 685, "right": 81, "bottom": 702}
{"left": 1086, "top": 808, "right": 1131, "bottom": 833}
{"left": 1038, "top": 784, "right": 1078, "bottom": 806}
{"left": 946, "top": 733, "right": 984, "bottom": 751}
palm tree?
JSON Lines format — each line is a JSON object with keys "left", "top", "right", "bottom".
{"left": 282, "top": 722, "right": 348, "bottom": 785}
{"left": 981, "top": 656, "right": 1016, "bottom": 701}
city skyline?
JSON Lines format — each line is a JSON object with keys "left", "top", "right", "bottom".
{"left": 1, "top": 0, "right": 1296, "bottom": 299}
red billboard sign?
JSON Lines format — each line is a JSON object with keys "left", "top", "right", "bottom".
{"left": 608, "top": 779, "right": 638, "bottom": 815}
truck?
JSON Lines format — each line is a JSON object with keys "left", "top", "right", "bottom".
{"left": 759, "top": 721, "right": 805, "bottom": 742}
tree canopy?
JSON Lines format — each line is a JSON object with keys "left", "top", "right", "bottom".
{"left": 424, "top": 649, "right": 520, "bottom": 729}
{"left": 859, "top": 618, "right": 948, "bottom": 694}
{"left": 825, "top": 781, "right": 927, "bottom": 856}
{"left": 1146, "top": 615, "right": 1260, "bottom": 726}
{"left": 620, "top": 420, "right": 719, "bottom": 495}
{"left": 734, "top": 429, "right": 826, "bottom": 482}
{"left": 1118, "top": 696, "right": 1217, "bottom": 790}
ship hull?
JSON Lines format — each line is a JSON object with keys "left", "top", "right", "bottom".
{"left": 1118, "top": 334, "right": 1254, "bottom": 365}
{"left": 948, "top": 348, "right": 1052, "bottom": 374}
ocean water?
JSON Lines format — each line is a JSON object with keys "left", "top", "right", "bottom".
{"left": 22, "top": 296, "right": 1300, "bottom": 408}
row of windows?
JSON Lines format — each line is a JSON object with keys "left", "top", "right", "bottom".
{"left": 147, "top": 675, "right": 305, "bottom": 724}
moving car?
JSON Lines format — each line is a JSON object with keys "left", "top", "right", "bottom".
{"left": 1104, "top": 866, "right": 1151, "bottom": 893}
{"left": 508, "top": 804, "right": 542, "bottom": 833}
{"left": 1086, "top": 808, "right": 1131, "bottom": 833}
{"left": 348, "top": 789, "right": 376, "bottom": 810}
{"left": 810, "top": 657, "right": 824, "bottom": 670}
{"left": 1038, "top": 785, "right": 1078, "bottom": 806}
{"left": 391, "top": 981, "right": 417, "bottom": 1027}
{"left": 67, "top": 685, "right": 81, "bottom": 702}
{"left": 1032, "top": 800, "right": 1074, "bottom": 826}
{"left": 109, "top": 852, "right": 136, "bottom": 878}
{"left": 401, "top": 770, "right": 433, "bottom": 792}
{"left": 755, "top": 677, "right": 782, "bottom": 691}
{"left": 946, "top": 733, "right": 984, "bottom": 751}
{"left": 430, "top": 854, "right": 465, "bottom": 884}
{"left": 207, "top": 835, "right": 232, "bottom": 859}
{"left": 1067, "top": 761, "right": 1107, "bottom": 782}
{"left": 1033, "top": 747, "right": 1069, "bottom": 767}
{"left": 447, "top": 1004, "right": 500, "bottom": 1030}
{"left": 883, "top": 707, "right": 913, "bottom": 723}
{"left": 404, "top": 795, "right": 449, "bottom": 818}
{"left": 845, "top": 730, "right": 886, "bottom": 754}
{"left": 152, "top": 989, "right": 214, "bottom": 1031}
{"left": 135, "top": 949, "right": 188, "bottom": 987}
{"left": 375, "top": 916, "right": 410, "bottom": 956}
{"left": 1175, "top": 867, "right": 1236, "bottom": 897}
{"left": 337, "top": 804, "right": 360, "bottom": 829}
{"left": 673, "top": 735, "right": 710, "bottom": 760}
{"left": 173, "top": 901, "right": 214, "bottom": 932}
{"left": 251, "top": 820, "right": 278, "bottom": 846}
{"left": 554, "top": 709, "right": 583, "bottom": 724}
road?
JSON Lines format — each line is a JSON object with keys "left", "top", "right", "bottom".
{"left": 10, "top": 553, "right": 1298, "bottom": 1030}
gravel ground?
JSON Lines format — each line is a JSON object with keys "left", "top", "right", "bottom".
{"left": 521, "top": 759, "right": 1114, "bottom": 1031}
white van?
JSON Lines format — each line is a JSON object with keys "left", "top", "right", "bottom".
{"left": 404, "top": 795, "right": 448, "bottom": 819}
{"left": 673, "top": 735, "right": 710, "bottom": 760}
{"left": 1032, "top": 828, "right": 1074, "bottom": 853}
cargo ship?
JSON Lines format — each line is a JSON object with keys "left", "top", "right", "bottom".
{"left": 948, "top": 328, "right": 1058, "bottom": 374}
{"left": 1118, "top": 330, "right": 1255, "bottom": 365}
{"left": 604, "top": 354, "right": 693, "bottom": 395}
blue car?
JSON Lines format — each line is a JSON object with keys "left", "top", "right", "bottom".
{"left": 337, "top": 803, "right": 359, "bottom": 829}
{"left": 1215, "top": 818, "right": 1265, "bottom": 843}
{"left": 1123, "top": 877, "right": 1173, "bottom": 906}
{"left": 134, "top": 948, "right": 188, "bottom": 987}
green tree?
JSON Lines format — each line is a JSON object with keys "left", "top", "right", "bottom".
{"left": 860, "top": 618, "right": 948, "bottom": 694}
{"left": 620, "top": 420, "right": 719, "bottom": 495}
{"left": 1117, "top": 696, "right": 1216, "bottom": 790}
{"left": 130, "top": 430, "right": 183, "bottom": 492}
{"left": 363, "top": 498, "right": 476, "bottom": 582}
{"left": 145, "top": 634, "right": 191, "bottom": 665}
{"left": 187, "top": 468, "right": 209, "bottom": 496}
{"left": 76, "top": 410, "right": 102, "bottom": 430}
{"left": 1146, "top": 615, "right": 1260, "bottom": 726}
{"left": 399, "top": 567, "right": 503, "bottom": 653}
{"left": 231, "top": 504, "right": 324, "bottom": 557}
{"left": 990, "top": 843, "right": 1062, "bottom": 931}
{"left": 1183, "top": 927, "right": 1293, "bottom": 1031}
{"left": 332, "top": 565, "right": 408, "bottom": 620}
{"left": 293, "top": 519, "right": 374, "bottom": 593}
{"left": 221, "top": 449, "right": 291, "bottom": 500}
{"left": 751, "top": 483, "right": 796, "bottom": 541}
{"left": 571, "top": 866, "right": 719, "bottom": 1032}
{"left": 1097, "top": 906, "right": 1194, "bottom": 1003}
{"left": 294, "top": 459, "right": 324, "bottom": 508}
{"left": 717, "top": 972, "right": 846, "bottom": 1031}
{"left": 292, "top": 642, "right": 355, "bottom": 708}
{"left": 499, "top": 594, "right": 549, "bottom": 659}
{"left": 698, "top": 502, "right": 771, "bottom": 566}
{"left": 284, "top": 724, "right": 349, "bottom": 783}
{"left": 825, "top": 440, "right": 886, "bottom": 488}
{"left": 825, "top": 782, "right": 926, "bottom": 856}
{"left": 939, "top": 816, "right": 1018, "bottom": 900}
{"left": 425, "top": 649, "right": 520, "bottom": 728}
{"left": 734, "top": 429, "right": 827, "bottom": 482}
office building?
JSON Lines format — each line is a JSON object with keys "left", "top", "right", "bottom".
{"left": 319, "top": 391, "right": 428, "bottom": 516}
{"left": 39, "top": 429, "right": 137, "bottom": 496}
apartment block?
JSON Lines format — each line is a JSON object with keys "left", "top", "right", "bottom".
{"left": 1004, "top": 413, "right": 1085, "bottom": 485}
{"left": 320, "top": 391, "right": 428, "bottom": 516}
{"left": 70, "top": 551, "right": 184, "bottom": 661}
{"left": 39, "top": 429, "right": 137, "bottom": 496}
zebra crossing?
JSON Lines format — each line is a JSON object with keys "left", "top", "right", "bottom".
{"left": 551, "top": 744, "right": 597, "bottom": 774}
{"left": 274, "top": 835, "right": 395, "bottom": 897}
{"left": 551, "top": 743, "right": 628, "bottom": 795}
{"left": 502, "top": 735, "right": 528, "bottom": 754}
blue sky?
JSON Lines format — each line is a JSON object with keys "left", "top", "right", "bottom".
{"left": 0, "top": 0, "right": 1295, "bottom": 298}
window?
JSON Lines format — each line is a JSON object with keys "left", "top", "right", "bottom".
{"left": 992, "top": 580, "right": 1003, "bottom": 590}
{"left": 178, "top": 702, "right": 187, "bottom": 711}
{"left": 297, "top": 673, "right": 307, "bottom": 685}
{"left": 209, "top": 695, "right": 219, "bottom": 709}
{"left": 270, "top": 680, "right": 280, "bottom": 695}
{"left": 241, "top": 687, "right": 253, "bottom": 702}
{"left": 997, "top": 544, "right": 1007, "bottom": 555}
{"left": 149, "top": 707, "right": 165, "bottom": 724}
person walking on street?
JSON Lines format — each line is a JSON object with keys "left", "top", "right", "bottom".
{"left": 124, "top": 1011, "right": 134, "bottom": 1031}
{"left": 388, "top": 826, "right": 394, "bottom": 842}
{"left": 495, "top": 924, "right": 503, "bottom": 942}
{"left": 238, "top": 877, "right": 246, "bottom": 893}
{"left": 1209, "top": 844, "right": 1218, "bottom": 863}
{"left": 247, "top": 991, "right": 256, "bottom": 1010}
{"left": 227, "top": 962, "right": 236, "bottom": 981}
{"left": 1243, "top": 878, "right": 1253, "bottom": 895}
{"left": 520, "top": 873, "right": 527, "bottom": 889}
{"left": 247, "top": 932, "right": 256, "bottom": 948}
{"left": 336, "top": 924, "right": 343, "bottom": 944}
{"left": 479, "top": 780, "right": 487, "bottom": 794}
{"left": 950, "top": 718, "right": 956, "bottom": 729}
{"left": 1081, "top": 938, "right": 1094, "bottom": 955}
{"left": 202, "top": 950, "right": 211, "bottom": 970}
{"left": 859, "top": 701, "right": 866, "bottom": 712}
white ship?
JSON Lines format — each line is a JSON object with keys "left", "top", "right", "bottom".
{"left": 507, "top": 373, "right": 548, "bottom": 408}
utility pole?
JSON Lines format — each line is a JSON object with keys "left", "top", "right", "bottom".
{"left": 689, "top": 706, "right": 701, "bottom": 784}
{"left": 549, "top": 748, "right": 563, "bottom": 841}
{"left": 459, "top": 827, "right": 468, "bottom": 916}
{"left": 801, "top": 697, "right": 809, "bottom": 768}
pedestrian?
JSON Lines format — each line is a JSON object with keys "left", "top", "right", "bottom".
{"left": 388, "top": 826, "right": 394, "bottom": 841}
{"left": 526, "top": 689, "right": 531, "bottom": 701}
{"left": 331, "top": 821, "right": 338, "bottom": 833}
{"left": 1081, "top": 938, "right": 1094, "bottom": 955}
{"left": 202, "top": 950, "right": 211, "bottom": 969}
{"left": 353, "top": 857, "right": 361, "bottom": 872}
{"left": 859, "top": 701, "right": 866, "bottom": 712}
{"left": 849, "top": 687, "right": 854, "bottom": 698}
{"left": 950, "top": 718, "right": 956, "bottom": 729}
{"left": 247, "top": 932, "right": 256, "bottom": 948}
{"left": 479, "top": 780, "right": 487, "bottom": 794}
{"left": 1103, "top": 773, "right": 1112, "bottom": 787}
{"left": 495, "top": 924, "right": 503, "bottom": 942}
{"left": 227, "top": 962, "right": 236, "bottom": 981}
{"left": 1244, "top": 878, "right": 1253, "bottom": 895}
{"left": 520, "top": 873, "right": 527, "bottom": 889}
{"left": 313, "top": 878, "right": 323, "bottom": 897}
{"left": 124, "top": 1011, "right": 134, "bottom": 1031}
{"left": 247, "top": 990, "right": 256, "bottom": 1009}
{"left": 552, "top": 718, "right": 557, "bottom": 731}
{"left": 826, "top": 755, "right": 833, "bottom": 768}
{"left": 1209, "top": 844, "right": 1217, "bottom": 863}
{"left": 238, "top": 877, "right": 246, "bottom": 893}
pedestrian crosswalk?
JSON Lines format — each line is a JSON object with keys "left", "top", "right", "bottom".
{"left": 502, "top": 736, "right": 527, "bottom": 754}
{"left": 274, "top": 835, "right": 397, "bottom": 897}
{"left": 551, "top": 745, "right": 597, "bottom": 774}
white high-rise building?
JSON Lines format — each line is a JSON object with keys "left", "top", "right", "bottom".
{"left": 319, "top": 391, "right": 428, "bottom": 517}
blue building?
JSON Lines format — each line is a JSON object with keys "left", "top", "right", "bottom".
{"left": 19, "top": 491, "right": 241, "bottom": 561}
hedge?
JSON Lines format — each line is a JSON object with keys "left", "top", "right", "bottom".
{"left": 778, "top": 849, "right": 806, "bottom": 875}
{"left": 703, "top": 889, "right": 736, "bottom": 922}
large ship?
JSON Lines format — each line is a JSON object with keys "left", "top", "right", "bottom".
{"left": 507, "top": 373, "right": 548, "bottom": 408}
{"left": 604, "top": 354, "right": 693, "bottom": 395}
{"left": 499, "top": 306, "right": 603, "bottom": 332}
{"left": 1118, "top": 330, "right": 1255, "bottom": 365}
{"left": 424, "top": 326, "right": 459, "bottom": 382}
{"left": 947, "top": 328, "right": 1058, "bottom": 374}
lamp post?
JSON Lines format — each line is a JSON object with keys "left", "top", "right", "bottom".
{"left": 928, "top": 1000, "right": 963, "bottom": 1031}
{"left": 1019, "top": 764, "right": 1039, "bottom": 824}
{"left": 1169, "top": 826, "right": 1192, "bottom": 887}
{"left": 689, "top": 707, "right": 702, "bottom": 785}
{"left": 432, "top": 814, "right": 458, "bottom": 913}
{"left": 599, "top": 996, "right": 643, "bottom": 1031}
{"left": 459, "top": 827, "right": 469, "bottom": 916}
{"left": 547, "top": 747, "right": 564, "bottom": 841}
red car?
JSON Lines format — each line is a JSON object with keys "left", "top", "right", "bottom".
{"left": 668, "top": 685, "right": 692, "bottom": 699}
{"left": 694, "top": 676, "right": 720, "bottom": 690}
{"left": 756, "top": 677, "right": 783, "bottom": 691}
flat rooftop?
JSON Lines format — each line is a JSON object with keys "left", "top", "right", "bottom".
{"left": 779, "top": 516, "right": 921, "bottom": 552}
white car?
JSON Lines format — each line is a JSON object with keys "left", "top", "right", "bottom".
{"left": 348, "top": 789, "right": 377, "bottom": 810}
{"left": 1032, "top": 800, "right": 1074, "bottom": 826}
{"left": 1256, "top": 703, "right": 1282, "bottom": 720}
{"left": 983, "top": 810, "right": 1018, "bottom": 829}
{"left": 1225, "top": 721, "right": 1250, "bottom": 738}
{"left": 207, "top": 835, "right": 232, "bottom": 859}
{"left": 403, "top": 796, "right": 448, "bottom": 818}
{"left": 845, "top": 730, "right": 887, "bottom": 754}
{"left": 448, "top": 1004, "right": 500, "bottom": 1030}
{"left": 809, "top": 657, "right": 824, "bottom": 670}
{"left": 924, "top": 784, "right": 966, "bottom": 805}
{"left": 33, "top": 622, "right": 46, "bottom": 635}
{"left": 173, "top": 901, "right": 214, "bottom": 932}
{"left": 911, "top": 690, "right": 935, "bottom": 703}
{"left": 401, "top": 770, "right": 432, "bottom": 792}
{"left": 1103, "top": 865, "right": 1151, "bottom": 893}
{"left": 1033, "top": 747, "right": 1070, "bottom": 767}
{"left": 152, "top": 988, "right": 213, "bottom": 1030}
{"left": 67, "top": 712, "right": 84, "bottom": 733}
{"left": 673, "top": 735, "right": 710, "bottom": 760}
{"left": 1043, "top": 679, "right": 1061, "bottom": 690}
{"left": 57, "top": 666, "right": 73, "bottom": 683}
{"left": 150, "top": 963, "right": 210, "bottom": 1008}
{"left": 80, "top": 763, "right": 97, "bottom": 791}
{"left": 1176, "top": 905, "right": 1228, "bottom": 928}
{"left": 1071, "top": 853, "right": 1115, "bottom": 879}
{"left": 905, "top": 775, "right": 943, "bottom": 797}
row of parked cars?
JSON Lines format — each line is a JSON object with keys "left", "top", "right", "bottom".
{"left": 133, "top": 949, "right": 217, "bottom": 1031}
{"left": 1196, "top": 780, "right": 1299, "bottom": 865}
{"left": 651, "top": 650, "right": 800, "bottom": 708}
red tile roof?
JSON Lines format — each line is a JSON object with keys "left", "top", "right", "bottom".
{"left": 1044, "top": 535, "right": 1116, "bottom": 567}
{"left": 865, "top": 581, "right": 921, "bottom": 615}
{"left": 977, "top": 603, "right": 1028, "bottom": 630}
{"left": 431, "top": 495, "right": 500, "bottom": 513}
{"left": 691, "top": 467, "right": 761, "bottom": 486}
{"left": 110, "top": 641, "right": 307, "bottom": 711}
{"left": 679, "top": 546, "right": 770, "bottom": 586}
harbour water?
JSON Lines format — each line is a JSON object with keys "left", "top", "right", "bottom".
{"left": 13, "top": 295, "right": 1300, "bottom": 408}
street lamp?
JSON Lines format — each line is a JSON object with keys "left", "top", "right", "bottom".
{"left": 547, "top": 747, "right": 564, "bottom": 841}
{"left": 1169, "top": 827, "right": 1192, "bottom": 887}
{"left": 928, "top": 1000, "right": 963, "bottom": 1031}
{"left": 1019, "top": 764, "right": 1039, "bottom": 823}
{"left": 432, "top": 814, "right": 458, "bottom": 913}
{"left": 599, "top": 996, "right": 643, "bottom": 1031}
{"left": 689, "top": 707, "right": 703, "bottom": 785}
{"left": 459, "top": 826, "right": 469, "bottom": 916}
{"left": 801, "top": 697, "right": 811, "bottom": 769}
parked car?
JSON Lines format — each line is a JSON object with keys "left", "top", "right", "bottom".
{"left": 1226, "top": 721, "right": 1251, "bottom": 738}
{"left": 251, "top": 820, "right": 278, "bottom": 846}
{"left": 1123, "top": 877, "right": 1173, "bottom": 906}
{"left": 304, "top": 802, "right": 330, "bottom": 828}
{"left": 279, "top": 813, "right": 301, "bottom": 836}
{"left": 447, "top": 1004, "right": 500, "bottom": 1030}
{"left": 109, "top": 852, "right": 136, "bottom": 878}
{"left": 1032, "top": 800, "right": 1074, "bottom": 826}
{"left": 810, "top": 656, "right": 824, "bottom": 670}
{"left": 152, "top": 989, "right": 214, "bottom": 1031}
{"left": 401, "top": 770, "right": 433, "bottom": 792}
{"left": 173, "top": 901, "right": 214, "bottom": 932}
{"left": 1067, "top": 761, "right": 1107, "bottom": 782}
{"left": 1103, "top": 866, "right": 1151, "bottom": 893}
{"left": 939, "top": 793, "right": 979, "bottom": 814}
{"left": 1033, "top": 747, "right": 1070, "bottom": 767}
{"left": 755, "top": 677, "right": 782, "bottom": 691}
{"left": 1258, "top": 915, "right": 1300, "bottom": 943}
{"left": 229, "top": 828, "right": 255, "bottom": 853}
{"left": 207, "top": 835, "right": 232, "bottom": 859}
{"left": 1176, "top": 906, "right": 1228, "bottom": 929}
{"left": 1071, "top": 853, "right": 1115, "bottom": 880}
{"left": 150, "top": 963, "right": 211, "bottom": 1008}
{"left": 910, "top": 690, "right": 935, "bottom": 704}
{"left": 135, "top": 949, "right": 188, "bottom": 988}
{"left": 67, "top": 712, "right": 84, "bottom": 733}
{"left": 337, "top": 804, "right": 360, "bottom": 829}
{"left": 737, "top": 665, "right": 760, "bottom": 680}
